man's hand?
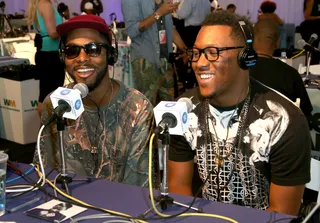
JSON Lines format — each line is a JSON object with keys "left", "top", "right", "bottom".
{"left": 157, "top": 1, "right": 180, "bottom": 16}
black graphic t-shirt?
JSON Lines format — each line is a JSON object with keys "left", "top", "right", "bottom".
{"left": 169, "top": 79, "right": 311, "bottom": 210}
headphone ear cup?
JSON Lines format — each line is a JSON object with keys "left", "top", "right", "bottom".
{"left": 238, "top": 48, "right": 247, "bottom": 70}
{"left": 238, "top": 47, "right": 257, "bottom": 70}
{"left": 107, "top": 46, "right": 118, "bottom": 66}
{"left": 59, "top": 50, "right": 65, "bottom": 65}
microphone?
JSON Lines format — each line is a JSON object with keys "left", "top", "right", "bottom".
{"left": 308, "top": 33, "right": 318, "bottom": 45}
{"left": 44, "top": 83, "right": 88, "bottom": 126}
{"left": 298, "top": 39, "right": 320, "bottom": 53}
{"left": 154, "top": 97, "right": 193, "bottom": 135}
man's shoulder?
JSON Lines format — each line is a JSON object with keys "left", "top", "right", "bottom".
{"left": 256, "top": 57, "right": 299, "bottom": 75}
{"left": 251, "top": 79, "right": 305, "bottom": 116}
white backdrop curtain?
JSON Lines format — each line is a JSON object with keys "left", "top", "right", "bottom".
{"left": 2, "top": 0, "right": 304, "bottom": 26}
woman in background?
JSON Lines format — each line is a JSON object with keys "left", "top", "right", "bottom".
{"left": 80, "top": 0, "right": 103, "bottom": 16}
{"left": 300, "top": 0, "right": 320, "bottom": 64}
{"left": 258, "top": 1, "right": 286, "bottom": 48}
{"left": 258, "top": 1, "right": 283, "bottom": 25}
{"left": 27, "top": 0, "right": 65, "bottom": 117}
{"left": 58, "top": 2, "right": 70, "bottom": 22}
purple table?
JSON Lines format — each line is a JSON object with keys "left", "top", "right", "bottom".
{"left": 0, "top": 164, "right": 295, "bottom": 223}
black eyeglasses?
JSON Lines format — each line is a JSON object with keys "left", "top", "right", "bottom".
{"left": 62, "top": 42, "right": 109, "bottom": 59}
{"left": 186, "top": 46, "right": 244, "bottom": 62}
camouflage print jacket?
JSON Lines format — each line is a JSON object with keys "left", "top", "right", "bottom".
{"left": 34, "top": 80, "right": 155, "bottom": 187}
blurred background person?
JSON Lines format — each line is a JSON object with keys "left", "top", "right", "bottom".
{"left": 258, "top": 1, "right": 286, "bottom": 48}
{"left": 300, "top": 0, "right": 320, "bottom": 64}
{"left": 258, "top": 1, "right": 283, "bottom": 25}
{"left": 250, "top": 19, "right": 313, "bottom": 118}
{"left": 27, "top": 0, "right": 65, "bottom": 117}
{"left": 82, "top": 2, "right": 95, "bottom": 15}
{"left": 226, "top": 3, "right": 236, "bottom": 13}
{"left": 57, "top": 2, "right": 70, "bottom": 21}
{"left": 80, "top": 0, "right": 103, "bottom": 16}
{"left": 175, "top": 0, "right": 210, "bottom": 48}
{"left": 122, "top": 0, "right": 188, "bottom": 105}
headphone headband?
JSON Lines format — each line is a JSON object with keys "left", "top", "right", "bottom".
{"left": 237, "top": 20, "right": 257, "bottom": 69}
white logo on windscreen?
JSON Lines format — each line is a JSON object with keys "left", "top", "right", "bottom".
{"left": 165, "top": 102, "right": 176, "bottom": 107}
{"left": 60, "top": 89, "right": 71, "bottom": 95}
{"left": 75, "top": 99, "right": 81, "bottom": 110}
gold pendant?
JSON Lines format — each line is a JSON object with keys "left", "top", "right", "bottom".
{"left": 215, "top": 156, "right": 224, "bottom": 166}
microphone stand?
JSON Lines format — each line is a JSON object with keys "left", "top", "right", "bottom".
{"left": 304, "top": 51, "right": 312, "bottom": 86}
{"left": 56, "top": 117, "right": 73, "bottom": 194}
{"left": 55, "top": 117, "right": 90, "bottom": 195}
{"left": 140, "top": 125, "right": 202, "bottom": 218}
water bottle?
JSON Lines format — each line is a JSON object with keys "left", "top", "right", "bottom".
{"left": 279, "top": 51, "right": 287, "bottom": 64}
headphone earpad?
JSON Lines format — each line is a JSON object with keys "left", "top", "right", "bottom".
{"left": 238, "top": 47, "right": 257, "bottom": 70}
{"left": 58, "top": 41, "right": 66, "bottom": 68}
{"left": 107, "top": 46, "right": 118, "bottom": 66}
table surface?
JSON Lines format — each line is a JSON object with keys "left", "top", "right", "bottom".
{"left": 0, "top": 163, "right": 294, "bottom": 223}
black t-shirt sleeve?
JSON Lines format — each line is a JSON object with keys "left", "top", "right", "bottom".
{"left": 270, "top": 113, "right": 311, "bottom": 186}
{"left": 169, "top": 135, "right": 196, "bottom": 162}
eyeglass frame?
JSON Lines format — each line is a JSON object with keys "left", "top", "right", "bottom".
{"left": 186, "top": 46, "right": 244, "bottom": 62}
{"left": 62, "top": 42, "right": 109, "bottom": 59}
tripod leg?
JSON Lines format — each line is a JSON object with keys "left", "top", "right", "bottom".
{"left": 138, "top": 201, "right": 161, "bottom": 218}
{"left": 63, "top": 181, "right": 70, "bottom": 195}
{"left": 173, "top": 201, "right": 203, "bottom": 213}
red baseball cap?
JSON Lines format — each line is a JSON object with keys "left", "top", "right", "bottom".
{"left": 56, "top": 14, "right": 112, "bottom": 44}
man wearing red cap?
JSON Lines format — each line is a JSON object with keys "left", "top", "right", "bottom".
{"left": 33, "top": 14, "right": 154, "bottom": 187}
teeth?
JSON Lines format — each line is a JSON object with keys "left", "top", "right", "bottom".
{"left": 200, "top": 74, "right": 213, "bottom": 79}
{"left": 77, "top": 68, "right": 94, "bottom": 73}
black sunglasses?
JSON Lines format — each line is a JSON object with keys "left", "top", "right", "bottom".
{"left": 62, "top": 42, "right": 109, "bottom": 59}
{"left": 186, "top": 46, "right": 244, "bottom": 62}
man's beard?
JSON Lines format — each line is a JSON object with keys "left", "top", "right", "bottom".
{"left": 87, "top": 66, "right": 107, "bottom": 92}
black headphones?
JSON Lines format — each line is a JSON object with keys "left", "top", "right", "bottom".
{"left": 237, "top": 20, "right": 257, "bottom": 70}
{"left": 59, "top": 28, "right": 118, "bottom": 66}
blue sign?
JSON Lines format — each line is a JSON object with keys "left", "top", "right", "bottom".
{"left": 165, "top": 102, "right": 176, "bottom": 107}
{"left": 60, "top": 89, "right": 71, "bottom": 95}
{"left": 182, "top": 112, "right": 188, "bottom": 124}
{"left": 75, "top": 99, "right": 81, "bottom": 110}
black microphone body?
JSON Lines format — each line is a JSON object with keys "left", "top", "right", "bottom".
{"left": 43, "top": 100, "right": 71, "bottom": 126}
{"left": 157, "top": 113, "right": 177, "bottom": 133}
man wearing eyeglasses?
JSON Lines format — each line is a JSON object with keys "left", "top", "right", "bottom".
{"left": 168, "top": 11, "right": 311, "bottom": 216}
{"left": 33, "top": 15, "right": 154, "bottom": 187}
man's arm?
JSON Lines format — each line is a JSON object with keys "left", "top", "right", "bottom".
{"left": 33, "top": 96, "right": 59, "bottom": 168}
{"left": 269, "top": 112, "right": 311, "bottom": 215}
{"left": 172, "top": 27, "right": 187, "bottom": 51}
{"left": 168, "top": 160, "right": 194, "bottom": 196}
{"left": 122, "top": 95, "right": 155, "bottom": 187}
{"left": 38, "top": 1, "right": 59, "bottom": 39}
{"left": 304, "top": 0, "right": 320, "bottom": 20}
{"left": 267, "top": 184, "right": 305, "bottom": 215}
{"left": 172, "top": 27, "right": 188, "bottom": 63}
{"left": 168, "top": 134, "right": 195, "bottom": 196}
{"left": 121, "top": 0, "right": 179, "bottom": 38}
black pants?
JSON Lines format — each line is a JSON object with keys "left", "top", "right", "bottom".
{"left": 35, "top": 50, "right": 65, "bottom": 102}
{"left": 183, "top": 25, "right": 201, "bottom": 48}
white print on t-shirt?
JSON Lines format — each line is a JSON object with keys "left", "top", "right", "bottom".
{"left": 247, "top": 100, "right": 289, "bottom": 165}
